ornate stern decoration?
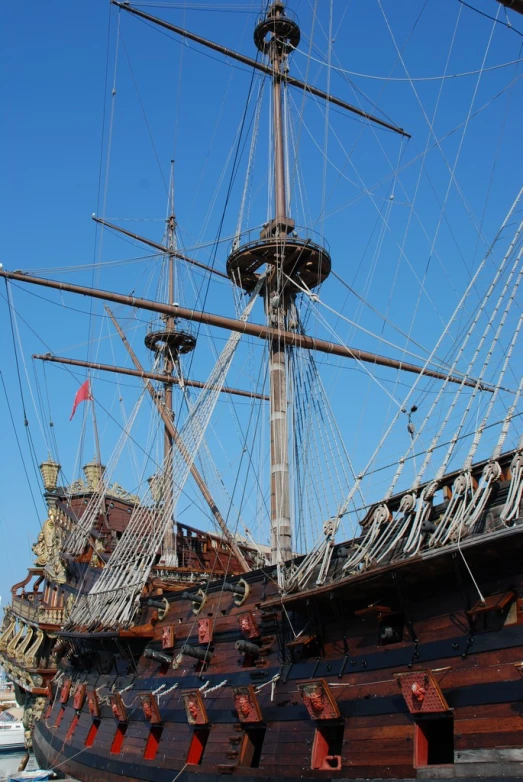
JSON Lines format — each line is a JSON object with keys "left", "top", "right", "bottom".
{"left": 141, "top": 693, "right": 162, "bottom": 724}
{"left": 182, "top": 690, "right": 208, "bottom": 725}
{"left": 233, "top": 685, "right": 263, "bottom": 723}
{"left": 395, "top": 670, "right": 450, "bottom": 713}
{"left": 298, "top": 679, "right": 340, "bottom": 720}
{"left": 32, "top": 506, "right": 67, "bottom": 584}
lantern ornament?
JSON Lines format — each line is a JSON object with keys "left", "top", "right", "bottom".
{"left": 40, "top": 457, "right": 61, "bottom": 492}
{"left": 83, "top": 459, "right": 106, "bottom": 491}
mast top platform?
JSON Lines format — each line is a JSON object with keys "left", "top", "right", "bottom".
{"left": 227, "top": 226, "right": 331, "bottom": 294}
{"left": 145, "top": 328, "right": 196, "bottom": 356}
{"left": 254, "top": 2, "right": 300, "bottom": 56}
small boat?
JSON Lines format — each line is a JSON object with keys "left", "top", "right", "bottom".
{"left": 0, "top": 708, "right": 25, "bottom": 752}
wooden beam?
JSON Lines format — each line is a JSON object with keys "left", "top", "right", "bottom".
{"left": 1, "top": 269, "right": 490, "bottom": 390}
{"left": 93, "top": 217, "right": 229, "bottom": 280}
{"left": 111, "top": 1, "right": 409, "bottom": 138}
{"left": 32, "top": 354, "right": 269, "bottom": 401}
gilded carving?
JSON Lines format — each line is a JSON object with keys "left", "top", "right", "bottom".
{"left": 15, "top": 627, "right": 34, "bottom": 664}
{"left": 6, "top": 623, "right": 25, "bottom": 658}
{"left": 25, "top": 629, "right": 44, "bottom": 668}
{"left": 32, "top": 508, "right": 67, "bottom": 583}
{"left": 22, "top": 694, "right": 47, "bottom": 750}
{"left": 0, "top": 615, "right": 17, "bottom": 652}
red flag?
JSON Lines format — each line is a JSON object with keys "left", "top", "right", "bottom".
{"left": 69, "top": 380, "right": 92, "bottom": 421}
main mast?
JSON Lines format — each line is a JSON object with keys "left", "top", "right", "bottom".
{"left": 227, "top": 2, "right": 331, "bottom": 566}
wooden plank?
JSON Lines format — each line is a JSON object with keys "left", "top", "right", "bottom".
{"left": 456, "top": 748, "right": 523, "bottom": 762}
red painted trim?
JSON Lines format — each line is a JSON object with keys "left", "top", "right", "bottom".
{"left": 414, "top": 722, "right": 428, "bottom": 767}
{"left": 187, "top": 728, "right": 210, "bottom": 765}
{"left": 144, "top": 726, "right": 163, "bottom": 760}
{"left": 85, "top": 720, "right": 100, "bottom": 748}
{"left": 110, "top": 723, "right": 127, "bottom": 754}
{"left": 54, "top": 707, "right": 65, "bottom": 728}
{"left": 65, "top": 713, "right": 79, "bottom": 742}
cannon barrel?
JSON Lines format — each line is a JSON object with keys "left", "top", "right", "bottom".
{"left": 146, "top": 598, "right": 167, "bottom": 610}
{"left": 144, "top": 648, "right": 172, "bottom": 665}
{"left": 223, "top": 581, "right": 246, "bottom": 596}
{"left": 181, "top": 644, "right": 213, "bottom": 663}
{"left": 182, "top": 591, "right": 204, "bottom": 605}
{"left": 235, "top": 639, "right": 260, "bottom": 657}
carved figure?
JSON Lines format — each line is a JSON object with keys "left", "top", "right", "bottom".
{"left": 298, "top": 679, "right": 340, "bottom": 720}
{"left": 22, "top": 694, "right": 47, "bottom": 750}
{"left": 182, "top": 690, "right": 208, "bottom": 725}
{"left": 238, "top": 612, "right": 260, "bottom": 639}
{"left": 162, "top": 625, "right": 175, "bottom": 650}
{"left": 73, "top": 683, "right": 86, "bottom": 710}
{"left": 233, "top": 685, "right": 262, "bottom": 723}
{"left": 32, "top": 508, "right": 67, "bottom": 583}
{"left": 140, "top": 693, "right": 162, "bottom": 724}
{"left": 198, "top": 618, "right": 213, "bottom": 644}
{"left": 87, "top": 690, "right": 100, "bottom": 718}
{"left": 110, "top": 693, "right": 127, "bottom": 722}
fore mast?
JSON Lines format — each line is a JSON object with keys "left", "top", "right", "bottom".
{"left": 145, "top": 165, "right": 196, "bottom": 565}
{"left": 227, "top": 2, "right": 331, "bottom": 566}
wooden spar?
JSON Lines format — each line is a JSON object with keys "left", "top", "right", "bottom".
{"left": 111, "top": 1, "right": 410, "bottom": 139}
{"left": 32, "top": 354, "right": 269, "bottom": 401}
{"left": 0, "top": 269, "right": 491, "bottom": 391}
{"left": 105, "top": 306, "right": 251, "bottom": 573}
{"left": 92, "top": 217, "right": 229, "bottom": 280}
{"left": 266, "top": 3, "right": 293, "bottom": 564}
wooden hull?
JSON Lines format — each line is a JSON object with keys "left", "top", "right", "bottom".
{"left": 31, "top": 519, "right": 523, "bottom": 781}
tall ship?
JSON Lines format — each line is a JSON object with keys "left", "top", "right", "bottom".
{"left": 2, "top": 0, "right": 523, "bottom": 779}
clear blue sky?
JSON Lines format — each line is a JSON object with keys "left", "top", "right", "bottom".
{"left": 1, "top": 0, "right": 522, "bottom": 605}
